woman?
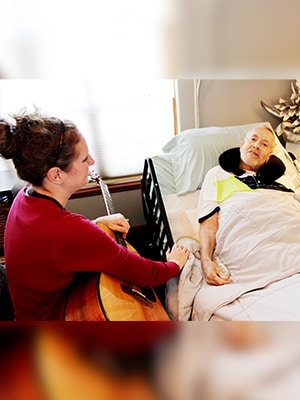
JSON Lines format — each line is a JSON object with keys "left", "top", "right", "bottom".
{"left": 0, "top": 110, "right": 189, "bottom": 320}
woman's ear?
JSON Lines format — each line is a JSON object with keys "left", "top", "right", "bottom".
{"left": 45, "top": 167, "right": 64, "bottom": 184}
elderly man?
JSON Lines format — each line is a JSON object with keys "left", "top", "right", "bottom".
{"left": 198, "top": 126, "right": 293, "bottom": 286}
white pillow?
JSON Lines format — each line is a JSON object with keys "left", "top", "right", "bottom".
{"left": 162, "top": 122, "right": 300, "bottom": 195}
{"left": 151, "top": 154, "right": 176, "bottom": 195}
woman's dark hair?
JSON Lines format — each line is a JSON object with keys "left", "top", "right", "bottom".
{"left": 0, "top": 110, "right": 81, "bottom": 186}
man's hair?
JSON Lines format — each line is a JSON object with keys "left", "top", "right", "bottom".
{"left": 245, "top": 126, "right": 275, "bottom": 151}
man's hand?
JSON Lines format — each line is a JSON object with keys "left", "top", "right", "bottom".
{"left": 201, "top": 258, "right": 231, "bottom": 285}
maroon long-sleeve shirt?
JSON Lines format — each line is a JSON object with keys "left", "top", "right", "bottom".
{"left": 4, "top": 188, "right": 179, "bottom": 320}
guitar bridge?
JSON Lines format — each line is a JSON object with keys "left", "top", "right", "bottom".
{"left": 121, "top": 284, "right": 154, "bottom": 308}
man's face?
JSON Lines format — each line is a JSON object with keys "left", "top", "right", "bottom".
{"left": 240, "top": 128, "right": 275, "bottom": 172}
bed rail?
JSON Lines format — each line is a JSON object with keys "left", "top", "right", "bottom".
{"left": 141, "top": 158, "right": 174, "bottom": 260}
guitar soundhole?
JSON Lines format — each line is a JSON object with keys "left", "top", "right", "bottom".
{"left": 120, "top": 283, "right": 157, "bottom": 305}
{"left": 141, "top": 288, "right": 156, "bottom": 302}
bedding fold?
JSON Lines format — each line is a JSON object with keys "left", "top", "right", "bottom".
{"left": 166, "top": 189, "right": 300, "bottom": 321}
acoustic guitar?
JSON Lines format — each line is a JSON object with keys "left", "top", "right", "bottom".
{"left": 64, "top": 172, "right": 170, "bottom": 321}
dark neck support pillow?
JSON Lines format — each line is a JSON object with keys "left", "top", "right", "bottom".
{"left": 219, "top": 147, "right": 286, "bottom": 184}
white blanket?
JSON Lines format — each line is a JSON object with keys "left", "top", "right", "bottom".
{"left": 166, "top": 190, "right": 300, "bottom": 321}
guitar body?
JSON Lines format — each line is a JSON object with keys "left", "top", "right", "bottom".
{"left": 65, "top": 273, "right": 170, "bottom": 321}
{"left": 65, "top": 223, "right": 170, "bottom": 321}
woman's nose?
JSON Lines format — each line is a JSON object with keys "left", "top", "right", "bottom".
{"left": 88, "top": 155, "right": 95, "bottom": 165}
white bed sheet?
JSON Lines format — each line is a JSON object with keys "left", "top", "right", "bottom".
{"left": 163, "top": 191, "right": 200, "bottom": 243}
{"left": 164, "top": 187, "right": 300, "bottom": 321}
{"left": 163, "top": 187, "right": 300, "bottom": 243}
{"left": 152, "top": 122, "right": 300, "bottom": 320}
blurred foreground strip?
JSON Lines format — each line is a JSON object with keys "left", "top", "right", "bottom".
{"left": 0, "top": 322, "right": 177, "bottom": 400}
{"left": 2, "top": 322, "right": 300, "bottom": 400}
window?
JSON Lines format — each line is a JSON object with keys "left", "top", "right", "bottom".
{"left": 0, "top": 79, "right": 175, "bottom": 177}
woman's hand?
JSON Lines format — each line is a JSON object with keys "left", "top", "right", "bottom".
{"left": 93, "top": 213, "right": 130, "bottom": 238}
{"left": 166, "top": 244, "right": 190, "bottom": 270}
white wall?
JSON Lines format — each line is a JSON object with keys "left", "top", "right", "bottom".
{"left": 176, "top": 79, "right": 293, "bottom": 131}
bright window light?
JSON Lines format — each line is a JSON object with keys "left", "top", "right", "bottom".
{"left": 0, "top": 79, "right": 175, "bottom": 177}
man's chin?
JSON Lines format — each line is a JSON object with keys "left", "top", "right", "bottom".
{"left": 245, "top": 156, "right": 261, "bottom": 168}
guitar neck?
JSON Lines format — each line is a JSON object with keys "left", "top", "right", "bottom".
{"left": 90, "top": 171, "right": 127, "bottom": 247}
{"left": 99, "top": 178, "right": 116, "bottom": 215}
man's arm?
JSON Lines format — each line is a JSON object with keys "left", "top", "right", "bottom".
{"left": 199, "top": 213, "right": 231, "bottom": 285}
